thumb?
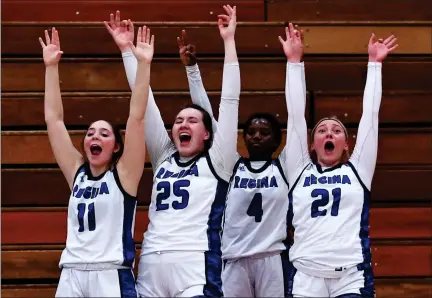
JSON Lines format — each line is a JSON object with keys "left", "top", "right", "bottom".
{"left": 369, "top": 33, "right": 376, "bottom": 45}
{"left": 218, "top": 18, "right": 224, "bottom": 30}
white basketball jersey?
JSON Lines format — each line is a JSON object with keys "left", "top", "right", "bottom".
{"left": 288, "top": 162, "right": 371, "bottom": 278}
{"left": 59, "top": 164, "right": 137, "bottom": 268}
{"left": 142, "top": 153, "right": 228, "bottom": 254}
{"left": 222, "top": 158, "right": 290, "bottom": 260}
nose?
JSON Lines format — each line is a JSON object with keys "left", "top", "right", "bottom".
{"left": 252, "top": 132, "right": 262, "bottom": 140}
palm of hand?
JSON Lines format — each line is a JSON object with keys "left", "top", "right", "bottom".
{"left": 220, "top": 26, "right": 235, "bottom": 39}
{"left": 135, "top": 42, "right": 153, "bottom": 61}
{"left": 283, "top": 40, "right": 302, "bottom": 58}
{"left": 113, "top": 27, "right": 133, "bottom": 47}
{"left": 43, "top": 44, "right": 61, "bottom": 65}
{"left": 369, "top": 43, "right": 389, "bottom": 61}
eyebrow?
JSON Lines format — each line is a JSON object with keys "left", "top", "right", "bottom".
{"left": 176, "top": 116, "right": 199, "bottom": 121}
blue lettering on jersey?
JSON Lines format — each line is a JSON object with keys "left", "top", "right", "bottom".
{"left": 156, "top": 165, "right": 199, "bottom": 180}
{"left": 303, "top": 174, "right": 351, "bottom": 187}
{"left": 73, "top": 182, "right": 110, "bottom": 199}
{"left": 233, "top": 176, "right": 278, "bottom": 189}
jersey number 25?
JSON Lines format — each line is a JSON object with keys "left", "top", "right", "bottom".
{"left": 156, "top": 180, "right": 190, "bottom": 211}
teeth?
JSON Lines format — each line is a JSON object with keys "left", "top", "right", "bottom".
{"left": 180, "top": 133, "right": 190, "bottom": 136}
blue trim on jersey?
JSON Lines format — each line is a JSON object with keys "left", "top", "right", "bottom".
{"left": 315, "top": 162, "right": 344, "bottom": 174}
{"left": 111, "top": 167, "right": 138, "bottom": 268}
{"left": 274, "top": 157, "right": 289, "bottom": 187}
{"left": 243, "top": 157, "right": 273, "bottom": 173}
{"left": 358, "top": 191, "right": 375, "bottom": 297}
{"left": 122, "top": 197, "right": 137, "bottom": 267}
{"left": 203, "top": 180, "right": 228, "bottom": 297}
{"left": 117, "top": 269, "right": 137, "bottom": 298}
{"left": 346, "top": 162, "right": 375, "bottom": 297}
{"left": 72, "top": 164, "right": 86, "bottom": 185}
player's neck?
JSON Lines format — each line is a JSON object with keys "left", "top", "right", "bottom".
{"left": 317, "top": 159, "right": 340, "bottom": 169}
{"left": 89, "top": 164, "right": 110, "bottom": 177}
{"left": 248, "top": 153, "right": 272, "bottom": 161}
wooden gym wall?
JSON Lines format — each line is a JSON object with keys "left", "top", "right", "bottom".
{"left": 1, "top": 0, "right": 431, "bottom": 297}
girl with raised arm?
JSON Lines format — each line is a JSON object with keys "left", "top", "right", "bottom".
{"left": 41, "top": 26, "right": 154, "bottom": 297}
{"left": 173, "top": 23, "right": 304, "bottom": 297}
{"left": 280, "top": 26, "right": 398, "bottom": 297}
{"left": 105, "top": 5, "right": 240, "bottom": 297}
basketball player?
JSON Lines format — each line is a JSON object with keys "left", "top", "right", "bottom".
{"left": 40, "top": 26, "right": 154, "bottom": 297}
{"left": 175, "top": 28, "right": 306, "bottom": 297}
{"left": 105, "top": 5, "right": 240, "bottom": 297}
{"left": 279, "top": 25, "right": 398, "bottom": 297}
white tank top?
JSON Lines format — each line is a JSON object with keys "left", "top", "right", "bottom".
{"left": 59, "top": 164, "right": 137, "bottom": 268}
{"left": 289, "top": 162, "right": 372, "bottom": 278}
{"left": 142, "top": 152, "right": 229, "bottom": 254}
{"left": 222, "top": 158, "right": 290, "bottom": 260}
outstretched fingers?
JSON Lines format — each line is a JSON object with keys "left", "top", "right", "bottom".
{"left": 44, "top": 30, "right": 51, "bottom": 45}
{"left": 38, "top": 37, "right": 46, "bottom": 48}
{"left": 145, "top": 27, "right": 151, "bottom": 44}
{"left": 104, "top": 21, "right": 114, "bottom": 35}
{"left": 115, "top": 10, "right": 121, "bottom": 28}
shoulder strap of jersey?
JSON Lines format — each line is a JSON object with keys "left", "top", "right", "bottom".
{"left": 274, "top": 157, "right": 289, "bottom": 187}
{"left": 72, "top": 163, "right": 87, "bottom": 185}
{"left": 287, "top": 162, "right": 312, "bottom": 196}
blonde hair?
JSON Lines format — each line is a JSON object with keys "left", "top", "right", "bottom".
{"left": 310, "top": 116, "right": 350, "bottom": 164}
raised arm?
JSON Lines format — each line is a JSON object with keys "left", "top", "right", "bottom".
{"left": 278, "top": 24, "right": 310, "bottom": 186}
{"left": 40, "top": 28, "right": 83, "bottom": 189}
{"left": 209, "top": 5, "right": 241, "bottom": 181}
{"left": 350, "top": 34, "right": 398, "bottom": 190}
{"left": 177, "top": 30, "right": 218, "bottom": 132}
{"left": 105, "top": 12, "right": 174, "bottom": 170}
{"left": 117, "top": 26, "right": 153, "bottom": 196}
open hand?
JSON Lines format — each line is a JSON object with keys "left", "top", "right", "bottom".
{"left": 104, "top": 10, "right": 134, "bottom": 52}
{"left": 368, "top": 33, "right": 398, "bottom": 62}
{"left": 39, "top": 27, "right": 63, "bottom": 66}
{"left": 218, "top": 5, "right": 237, "bottom": 40}
{"left": 177, "top": 30, "right": 197, "bottom": 66}
{"left": 129, "top": 26, "right": 154, "bottom": 63}
{"left": 278, "top": 23, "right": 304, "bottom": 63}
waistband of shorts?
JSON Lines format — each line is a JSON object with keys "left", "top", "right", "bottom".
{"left": 293, "top": 261, "right": 359, "bottom": 278}
{"left": 61, "top": 263, "right": 130, "bottom": 270}
{"left": 224, "top": 250, "right": 283, "bottom": 263}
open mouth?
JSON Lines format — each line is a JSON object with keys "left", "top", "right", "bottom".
{"left": 324, "top": 141, "right": 335, "bottom": 153}
{"left": 90, "top": 144, "right": 102, "bottom": 156}
{"left": 179, "top": 133, "right": 192, "bottom": 145}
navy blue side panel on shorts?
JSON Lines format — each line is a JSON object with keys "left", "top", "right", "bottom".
{"left": 280, "top": 250, "right": 291, "bottom": 298}
{"left": 117, "top": 269, "right": 137, "bottom": 298}
{"left": 204, "top": 175, "right": 229, "bottom": 297}
{"left": 286, "top": 260, "right": 297, "bottom": 298}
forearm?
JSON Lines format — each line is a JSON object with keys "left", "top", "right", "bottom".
{"left": 44, "top": 65, "right": 64, "bottom": 122}
{"left": 129, "top": 61, "right": 151, "bottom": 120}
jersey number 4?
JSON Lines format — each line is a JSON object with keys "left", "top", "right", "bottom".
{"left": 247, "top": 193, "right": 263, "bottom": 223}
{"left": 77, "top": 203, "right": 96, "bottom": 232}
{"left": 156, "top": 180, "right": 190, "bottom": 211}
{"left": 311, "top": 188, "right": 341, "bottom": 218}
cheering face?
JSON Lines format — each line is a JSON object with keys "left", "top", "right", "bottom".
{"left": 172, "top": 108, "right": 210, "bottom": 157}
{"left": 311, "top": 120, "right": 348, "bottom": 167}
{"left": 244, "top": 118, "right": 277, "bottom": 159}
{"left": 83, "top": 120, "right": 119, "bottom": 168}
